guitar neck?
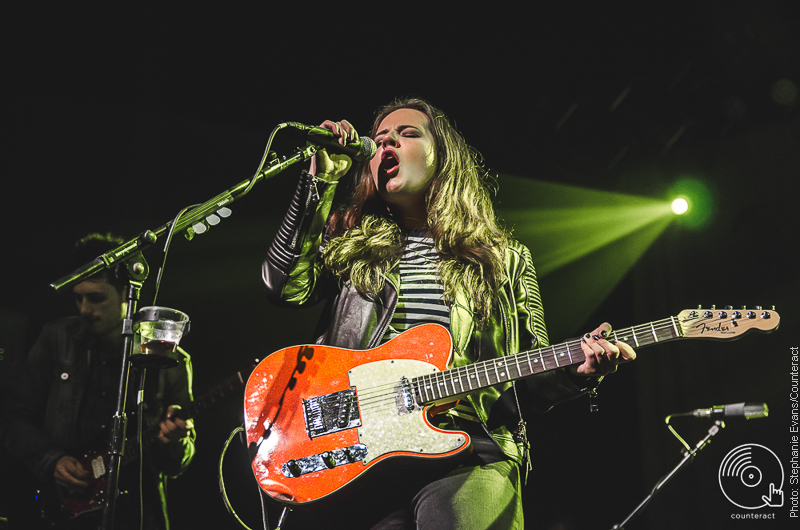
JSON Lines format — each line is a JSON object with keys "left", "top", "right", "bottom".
{"left": 412, "top": 305, "right": 780, "bottom": 406}
{"left": 412, "top": 317, "right": 681, "bottom": 405}
{"left": 128, "top": 365, "right": 251, "bottom": 459}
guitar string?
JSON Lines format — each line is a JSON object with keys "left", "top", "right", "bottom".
{"left": 306, "top": 313, "right": 770, "bottom": 415}
{"left": 345, "top": 318, "right": 688, "bottom": 413}
{"left": 288, "top": 313, "right": 770, "bottom": 428}
{"left": 353, "top": 319, "right": 680, "bottom": 407}
{"left": 357, "top": 311, "right": 767, "bottom": 407}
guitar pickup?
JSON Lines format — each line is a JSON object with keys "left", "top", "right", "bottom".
{"left": 303, "top": 389, "right": 361, "bottom": 438}
{"left": 282, "top": 444, "right": 368, "bottom": 478}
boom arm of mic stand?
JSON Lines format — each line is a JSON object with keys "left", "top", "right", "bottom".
{"left": 610, "top": 420, "right": 724, "bottom": 529}
{"left": 48, "top": 145, "right": 319, "bottom": 294}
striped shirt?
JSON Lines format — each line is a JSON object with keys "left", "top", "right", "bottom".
{"left": 381, "top": 232, "right": 480, "bottom": 422}
{"left": 381, "top": 232, "right": 450, "bottom": 342}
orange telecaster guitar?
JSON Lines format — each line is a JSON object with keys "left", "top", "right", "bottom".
{"left": 244, "top": 307, "right": 779, "bottom": 506}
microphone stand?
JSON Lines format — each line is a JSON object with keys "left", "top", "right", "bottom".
{"left": 48, "top": 144, "right": 320, "bottom": 294}
{"left": 48, "top": 144, "right": 318, "bottom": 530}
{"left": 100, "top": 263, "right": 146, "bottom": 530}
{"left": 610, "top": 420, "right": 724, "bottom": 530}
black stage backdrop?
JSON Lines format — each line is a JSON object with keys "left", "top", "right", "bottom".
{"left": 2, "top": 3, "right": 798, "bottom": 529}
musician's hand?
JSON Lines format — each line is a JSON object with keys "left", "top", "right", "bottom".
{"left": 572, "top": 322, "right": 636, "bottom": 377}
{"left": 54, "top": 455, "right": 91, "bottom": 492}
{"left": 157, "top": 405, "right": 192, "bottom": 445}
{"left": 308, "top": 119, "right": 358, "bottom": 182}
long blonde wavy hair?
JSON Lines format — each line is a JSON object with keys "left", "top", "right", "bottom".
{"left": 324, "top": 98, "right": 509, "bottom": 326}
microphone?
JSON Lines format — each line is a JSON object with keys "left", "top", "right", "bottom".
{"left": 286, "top": 122, "right": 377, "bottom": 162}
{"left": 683, "top": 402, "right": 768, "bottom": 419}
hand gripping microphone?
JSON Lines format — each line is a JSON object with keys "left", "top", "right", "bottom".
{"left": 286, "top": 122, "right": 377, "bottom": 162}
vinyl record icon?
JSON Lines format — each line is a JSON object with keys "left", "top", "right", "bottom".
{"left": 718, "top": 444, "right": 784, "bottom": 509}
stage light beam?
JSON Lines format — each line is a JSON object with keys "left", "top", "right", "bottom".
{"left": 495, "top": 175, "right": 679, "bottom": 337}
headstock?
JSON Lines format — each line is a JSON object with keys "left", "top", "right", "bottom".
{"left": 677, "top": 306, "right": 779, "bottom": 340}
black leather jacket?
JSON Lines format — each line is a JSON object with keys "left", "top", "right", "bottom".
{"left": 262, "top": 171, "right": 598, "bottom": 462}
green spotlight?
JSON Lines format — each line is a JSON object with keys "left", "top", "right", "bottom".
{"left": 671, "top": 197, "right": 689, "bottom": 215}
{"left": 668, "top": 177, "right": 714, "bottom": 229}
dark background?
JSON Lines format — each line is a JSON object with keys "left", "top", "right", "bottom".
{"left": 2, "top": 2, "right": 798, "bottom": 529}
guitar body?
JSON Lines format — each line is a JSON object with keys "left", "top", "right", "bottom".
{"left": 244, "top": 324, "right": 470, "bottom": 505}
{"left": 58, "top": 450, "right": 109, "bottom": 520}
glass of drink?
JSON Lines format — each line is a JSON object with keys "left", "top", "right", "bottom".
{"left": 131, "top": 306, "right": 190, "bottom": 368}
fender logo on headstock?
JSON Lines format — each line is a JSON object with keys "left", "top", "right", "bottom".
{"left": 695, "top": 322, "right": 734, "bottom": 335}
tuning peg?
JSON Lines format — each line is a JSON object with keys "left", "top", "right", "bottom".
{"left": 755, "top": 306, "right": 762, "bottom": 310}
{"left": 732, "top": 311, "right": 742, "bottom": 319}
{"left": 725, "top": 305, "right": 733, "bottom": 310}
{"left": 696, "top": 305, "right": 702, "bottom": 309}
{"left": 711, "top": 305, "right": 716, "bottom": 310}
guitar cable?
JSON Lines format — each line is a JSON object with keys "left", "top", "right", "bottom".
{"left": 137, "top": 369, "right": 146, "bottom": 530}
{"left": 218, "top": 426, "right": 275, "bottom": 530}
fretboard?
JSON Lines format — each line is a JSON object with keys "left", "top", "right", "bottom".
{"left": 412, "top": 316, "right": 681, "bottom": 405}
{"left": 126, "top": 365, "right": 250, "bottom": 462}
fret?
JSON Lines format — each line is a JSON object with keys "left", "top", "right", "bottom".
{"left": 513, "top": 354, "right": 523, "bottom": 378}
{"left": 466, "top": 365, "right": 474, "bottom": 390}
{"left": 493, "top": 361, "right": 501, "bottom": 384}
{"left": 449, "top": 370, "right": 458, "bottom": 395}
{"left": 551, "top": 345, "right": 560, "bottom": 368}
{"left": 670, "top": 317, "right": 680, "bottom": 339}
{"left": 526, "top": 352, "right": 534, "bottom": 374}
{"left": 565, "top": 341, "right": 574, "bottom": 365}
{"left": 483, "top": 362, "right": 492, "bottom": 386}
{"left": 650, "top": 322, "right": 658, "bottom": 343}
{"left": 436, "top": 373, "right": 446, "bottom": 399}
{"left": 422, "top": 374, "right": 431, "bottom": 402}
{"left": 630, "top": 327, "right": 640, "bottom": 347}
{"left": 473, "top": 363, "right": 483, "bottom": 388}
{"left": 529, "top": 350, "right": 540, "bottom": 370}
{"left": 421, "top": 374, "right": 431, "bottom": 401}
{"left": 542, "top": 349, "right": 557, "bottom": 372}
{"left": 428, "top": 374, "right": 439, "bottom": 401}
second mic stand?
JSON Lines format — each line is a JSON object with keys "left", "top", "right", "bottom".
{"left": 611, "top": 420, "right": 724, "bottom": 530}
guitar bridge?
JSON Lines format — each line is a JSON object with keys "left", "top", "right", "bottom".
{"left": 303, "top": 388, "right": 361, "bottom": 438}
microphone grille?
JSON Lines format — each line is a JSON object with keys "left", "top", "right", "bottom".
{"left": 356, "top": 137, "right": 377, "bottom": 162}
{"left": 742, "top": 402, "right": 768, "bottom": 419}
{"left": 724, "top": 402, "right": 768, "bottom": 419}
